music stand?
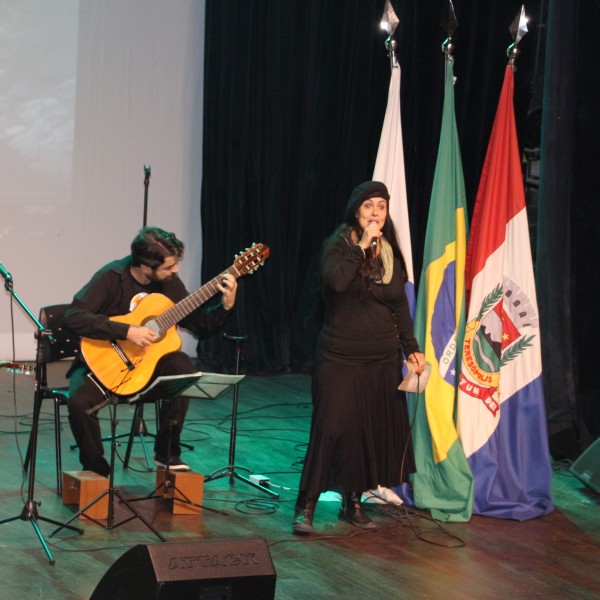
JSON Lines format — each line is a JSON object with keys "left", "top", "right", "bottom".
{"left": 50, "top": 373, "right": 204, "bottom": 540}
{"left": 182, "top": 371, "right": 245, "bottom": 401}
{"left": 126, "top": 371, "right": 239, "bottom": 513}
{"left": 202, "top": 335, "right": 279, "bottom": 499}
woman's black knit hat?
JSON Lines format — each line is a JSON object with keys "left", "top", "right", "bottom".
{"left": 344, "top": 180, "right": 390, "bottom": 222}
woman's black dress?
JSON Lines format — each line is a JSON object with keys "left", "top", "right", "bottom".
{"left": 299, "top": 235, "right": 420, "bottom": 497}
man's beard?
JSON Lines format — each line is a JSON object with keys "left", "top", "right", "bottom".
{"left": 148, "top": 272, "right": 175, "bottom": 283}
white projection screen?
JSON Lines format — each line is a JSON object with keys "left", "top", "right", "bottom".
{"left": 0, "top": 0, "right": 206, "bottom": 359}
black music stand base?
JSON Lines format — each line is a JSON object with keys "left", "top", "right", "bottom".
{"left": 51, "top": 486, "right": 165, "bottom": 541}
{"left": 205, "top": 466, "right": 278, "bottom": 498}
{"left": 123, "top": 372, "right": 225, "bottom": 514}
{"left": 131, "top": 470, "right": 228, "bottom": 516}
{"left": 49, "top": 401, "right": 165, "bottom": 542}
{"left": 129, "top": 397, "right": 227, "bottom": 517}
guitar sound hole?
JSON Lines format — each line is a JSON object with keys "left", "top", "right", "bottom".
{"left": 143, "top": 318, "right": 161, "bottom": 338}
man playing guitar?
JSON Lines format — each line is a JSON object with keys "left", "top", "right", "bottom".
{"left": 64, "top": 226, "right": 238, "bottom": 475}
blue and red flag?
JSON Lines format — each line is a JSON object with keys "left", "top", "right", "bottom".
{"left": 457, "top": 65, "right": 553, "bottom": 520}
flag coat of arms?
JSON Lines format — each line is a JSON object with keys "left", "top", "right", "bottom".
{"left": 410, "top": 58, "right": 474, "bottom": 522}
{"left": 457, "top": 64, "right": 553, "bottom": 520}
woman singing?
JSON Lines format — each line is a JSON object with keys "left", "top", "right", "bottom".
{"left": 293, "top": 181, "right": 425, "bottom": 534}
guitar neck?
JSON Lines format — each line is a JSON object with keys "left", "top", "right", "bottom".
{"left": 155, "top": 265, "right": 239, "bottom": 332}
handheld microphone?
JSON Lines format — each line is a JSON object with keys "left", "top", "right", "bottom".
{"left": 369, "top": 222, "right": 379, "bottom": 251}
{"left": 0, "top": 262, "right": 13, "bottom": 284}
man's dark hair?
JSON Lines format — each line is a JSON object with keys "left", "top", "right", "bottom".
{"left": 130, "top": 226, "right": 184, "bottom": 269}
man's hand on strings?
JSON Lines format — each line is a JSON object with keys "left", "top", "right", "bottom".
{"left": 216, "top": 273, "right": 238, "bottom": 311}
{"left": 127, "top": 325, "right": 158, "bottom": 347}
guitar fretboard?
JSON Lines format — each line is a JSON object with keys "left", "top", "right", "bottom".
{"left": 154, "top": 265, "right": 239, "bottom": 333}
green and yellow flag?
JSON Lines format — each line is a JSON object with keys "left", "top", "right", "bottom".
{"left": 410, "top": 56, "right": 474, "bottom": 522}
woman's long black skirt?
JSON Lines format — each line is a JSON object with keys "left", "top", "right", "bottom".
{"left": 299, "top": 355, "right": 415, "bottom": 497}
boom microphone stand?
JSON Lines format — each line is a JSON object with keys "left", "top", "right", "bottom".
{"left": 0, "top": 267, "right": 83, "bottom": 565}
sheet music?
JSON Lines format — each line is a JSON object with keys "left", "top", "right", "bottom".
{"left": 127, "top": 371, "right": 244, "bottom": 403}
{"left": 182, "top": 371, "right": 245, "bottom": 399}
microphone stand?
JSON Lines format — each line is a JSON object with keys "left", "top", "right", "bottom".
{"left": 143, "top": 165, "right": 150, "bottom": 228}
{"left": 125, "top": 166, "right": 158, "bottom": 467}
{"left": 0, "top": 270, "right": 83, "bottom": 565}
{"left": 131, "top": 166, "right": 156, "bottom": 457}
{"left": 121, "top": 165, "right": 197, "bottom": 468}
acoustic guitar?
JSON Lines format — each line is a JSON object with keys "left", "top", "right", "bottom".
{"left": 81, "top": 243, "right": 269, "bottom": 396}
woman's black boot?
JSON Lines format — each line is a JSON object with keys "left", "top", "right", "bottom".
{"left": 339, "top": 492, "right": 377, "bottom": 530}
{"left": 292, "top": 494, "right": 317, "bottom": 535}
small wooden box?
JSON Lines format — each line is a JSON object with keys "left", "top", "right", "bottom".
{"left": 155, "top": 470, "right": 204, "bottom": 515}
{"left": 62, "top": 471, "right": 109, "bottom": 520}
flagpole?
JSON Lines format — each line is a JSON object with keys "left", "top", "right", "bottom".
{"left": 362, "top": 0, "right": 416, "bottom": 507}
{"left": 385, "top": 35, "right": 397, "bottom": 69}
{"left": 442, "top": 37, "right": 454, "bottom": 84}
{"left": 409, "top": 0, "right": 474, "bottom": 523}
{"left": 374, "top": 0, "right": 415, "bottom": 313}
{"left": 441, "top": 0, "right": 458, "bottom": 60}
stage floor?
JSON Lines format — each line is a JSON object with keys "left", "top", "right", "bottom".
{"left": 0, "top": 363, "right": 599, "bottom": 599}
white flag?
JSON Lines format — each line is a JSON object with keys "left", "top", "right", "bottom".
{"left": 373, "top": 60, "right": 414, "bottom": 312}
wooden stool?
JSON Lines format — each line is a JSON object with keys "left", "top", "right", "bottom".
{"left": 62, "top": 471, "right": 109, "bottom": 520}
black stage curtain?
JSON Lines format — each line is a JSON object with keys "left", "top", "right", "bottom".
{"left": 537, "top": 0, "right": 600, "bottom": 456}
{"left": 198, "top": 0, "right": 598, "bottom": 448}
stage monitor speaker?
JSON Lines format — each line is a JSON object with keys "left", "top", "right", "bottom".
{"left": 569, "top": 437, "right": 600, "bottom": 493}
{"left": 90, "top": 538, "right": 276, "bottom": 600}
